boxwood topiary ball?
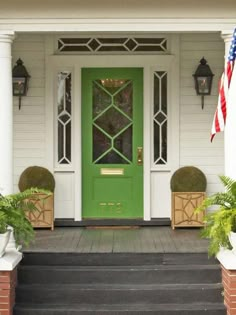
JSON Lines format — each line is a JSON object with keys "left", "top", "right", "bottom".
{"left": 18, "top": 166, "right": 55, "bottom": 192}
{"left": 170, "top": 166, "right": 207, "bottom": 192}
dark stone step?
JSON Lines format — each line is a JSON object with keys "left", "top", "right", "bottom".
{"left": 18, "top": 264, "right": 221, "bottom": 285}
{"left": 14, "top": 303, "right": 226, "bottom": 315}
{"left": 20, "top": 252, "right": 218, "bottom": 267}
{"left": 54, "top": 218, "right": 171, "bottom": 227}
{"left": 16, "top": 283, "right": 223, "bottom": 305}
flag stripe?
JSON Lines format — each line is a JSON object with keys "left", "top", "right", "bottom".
{"left": 211, "top": 28, "right": 236, "bottom": 141}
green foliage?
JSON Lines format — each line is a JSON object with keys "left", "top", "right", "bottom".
{"left": 0, "top": 188, "right": 50, "bottom": 246}
{"left": 170, "top": 166, "right": 207, "bottom": 192}
{"left": 18, "top": 166, "right": 55, "bottom": 192}
{"left": 196, "top": 175, "right": 236, "bottom": 257}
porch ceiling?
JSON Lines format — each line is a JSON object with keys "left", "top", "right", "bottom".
{"left": 1, "top": 0, "right": 236, "bottom": 19}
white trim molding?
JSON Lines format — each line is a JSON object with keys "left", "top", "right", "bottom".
{"left": 0, "top": 19, "right": 235, "bottom": 33}
{"left": 0, "top": 33, "right": 14, "bottom": 195}
{"left": 46, "top": 54, "right": 176, "bottom": 221}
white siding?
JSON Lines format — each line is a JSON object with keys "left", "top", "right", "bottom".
{"left": 12, "top": 35, "right": 47, "bottom": 192}
{"left": 179, "top": 33, "right": 225, "bottom": 195}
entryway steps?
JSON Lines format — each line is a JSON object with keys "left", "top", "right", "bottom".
{"left": 14, "top": 253, "right": 226, "bottom": 315}
{"left": 18, "top": 265, "right": 221, "bottom": 285}
{"left": 14, "top": 303, "right": 226, "bottom": 315}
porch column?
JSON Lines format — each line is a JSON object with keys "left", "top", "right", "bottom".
{"left": 0, "top": 32, "right": 14, "bottom": 195}
{"left": 222, "top": 31, "right": 236, "bottom": 180}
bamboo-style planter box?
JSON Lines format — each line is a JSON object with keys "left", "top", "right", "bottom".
{"left": 25, "top": 193, "right": 54, "bottom": 230}
{"left": 171, "top": 192, "right": 205, "bottom": 229}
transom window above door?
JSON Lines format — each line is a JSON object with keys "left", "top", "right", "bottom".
{"left": 56, "top": 36, "right": 168, "bottom": 54}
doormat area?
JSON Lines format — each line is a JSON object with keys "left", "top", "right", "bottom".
{"left": 86, "top": 226, "right": 140, "bottom": 230}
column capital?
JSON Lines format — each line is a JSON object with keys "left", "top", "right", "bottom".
{"left": 221, "top": 30, "right": 234, "bottom": 43}
{"left": 0, "top": 31, "right": 15, "bottom": 43}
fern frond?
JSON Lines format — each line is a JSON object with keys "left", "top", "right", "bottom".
{"left": 219, "top": 175, "right": 236, "bottom": 196}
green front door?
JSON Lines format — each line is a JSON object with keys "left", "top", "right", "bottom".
{"left": 82, "top": 68, "right": 143, "bottom": 218}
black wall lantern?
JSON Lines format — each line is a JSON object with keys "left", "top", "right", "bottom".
{"left": 12, "top": 58, "right": 31, "bottom": 110}
{"left": 193, "top": 57, "right": 214, "bottom": 109}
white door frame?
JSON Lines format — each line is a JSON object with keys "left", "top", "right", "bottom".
{"left": 46, "top": 54, "right": 176, "bottom": 221}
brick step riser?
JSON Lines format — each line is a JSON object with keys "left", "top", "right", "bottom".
{"left": 18, "top": 268, "right": 221, "bottom": 285}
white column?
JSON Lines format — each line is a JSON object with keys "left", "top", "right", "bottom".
{"left": 0, "top": 32, "right": 14, "bottom": 195}
{"left": 222, "top": 31, "right": 236, "bottom": 179}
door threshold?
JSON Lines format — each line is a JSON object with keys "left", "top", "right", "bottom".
{"left": 54, "top": 218, "right": 171, "bottom": 227}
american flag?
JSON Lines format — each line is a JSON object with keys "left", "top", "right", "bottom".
{"left": 211, "top": 28, "right": 236, "bottom": 141}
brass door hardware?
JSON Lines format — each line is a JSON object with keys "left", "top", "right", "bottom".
{"left": 137, "top": 147, "right": 143, "bottom": 165}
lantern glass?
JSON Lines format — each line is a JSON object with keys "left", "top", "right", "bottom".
{"left": 196, "top": 76, "right": 211, "bottom": 95}
{"left": 12, "top": 77, "right": 27, "bottom": 96}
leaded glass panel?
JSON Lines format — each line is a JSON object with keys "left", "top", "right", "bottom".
{"left": 153, "top": 71, "right": 168, "bottom": 165}
{"left": 57, "top": 72, "right": 72, "bottom": 165}
{"left": 57, "top": 37, "right": 168, "bottom": 54}
{"left": 93, "top": 78, "right": 133, "bottom": 164}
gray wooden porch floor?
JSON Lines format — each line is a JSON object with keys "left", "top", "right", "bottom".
{"left": 23, "top": 227, "right": 209, "bottom": 253}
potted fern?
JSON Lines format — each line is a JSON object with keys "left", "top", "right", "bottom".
{"left": 0, "top": 188, "right": 50, "bottom": 256}
{"left": 196, "top": 175, "right": 236, "bottom": 257}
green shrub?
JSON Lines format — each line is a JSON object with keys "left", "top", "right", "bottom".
{"left": 18, "top": 166, "right": 55, "bottom": 192}
{"left": 170, "top": 166, "right": 207, "bottom": 192}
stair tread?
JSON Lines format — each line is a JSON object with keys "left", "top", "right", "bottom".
{"left": 14, "top": 302, "right": 226, "bottom": 311}
{"left": 20, "top": 253, "right": 218, "bottom": 266}
{"left": 19, "top": 264, "right": 220, "bottom": 271}
{"left": 17, "top": 283, "right": 223, "bottom": 290}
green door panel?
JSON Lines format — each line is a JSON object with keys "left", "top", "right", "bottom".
{"left": 82, "top": 68, "right": 143, "bottom": 218}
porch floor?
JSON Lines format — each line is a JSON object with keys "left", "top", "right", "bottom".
{"left": 23, "top": 226, "right": 209, "bottom": 253}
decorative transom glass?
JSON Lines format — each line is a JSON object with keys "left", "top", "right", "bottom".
{"left": 153, "top": 71, "right": 168, "bottom": 165}
{"left": 57, "top": 72, "right": 72, "bottom": 165}
{"left": 57, "top": 37, "right": 167, "bottom": 53}
{"left": 93, "top": 79, "right": 133, "bottom": 164}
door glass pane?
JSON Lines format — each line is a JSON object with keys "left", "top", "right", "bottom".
{"left": 114, "top": 127, "right": 132, "bottom": 161}
{"left": 93, "top": 78, "right": 133, "bottom": 164}
{"left": 114, "top": 82, "right": 133, "bottom": 117}
{"left": 93, "top": 126, "right": 111, "bottom": 161}
{"left": 93, "top": 82, "right": 112, "bottom": 117}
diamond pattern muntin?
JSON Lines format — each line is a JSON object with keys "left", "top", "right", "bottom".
{"left": 59, "top": 113, "right": 71, "bottom": 124}
{"left": 125, "top": 39, "right": 137, "bottom": 50}
{"left": 58, "top": 37, "right": 167, "bottom": 53}
{"left": 94, "top": 107, "right": 131, "bottom": 137}
{"left": 89, "top": 39, "right": 100, "bottom": 50}
{"left": 155, "top": 112, "right": 167, "bottom": 124}
{"left": 93, "top": 78, "right": 133, "bottom": 164}
{"left": 96, "top": 150, "right": 127, "bottom": 164}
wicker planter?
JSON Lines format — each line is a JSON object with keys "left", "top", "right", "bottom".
{"left": 171, "top": 192, "right": 205, "bottom": 229}
{"left": 25, "top": 193, "right": 54, "bottom": 230}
